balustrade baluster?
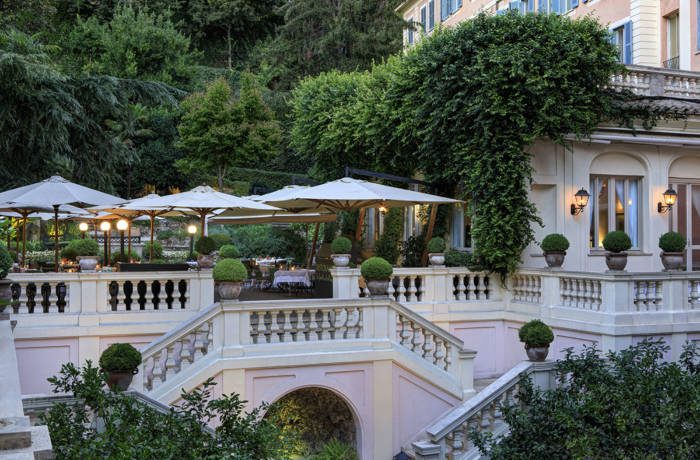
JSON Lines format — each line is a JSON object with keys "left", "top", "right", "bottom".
{"left": 456, "top": 275, "right": 466, "bottom": 301}
{"left": 465, "top": 275, "right": 475, "bottom": 301}
{"left": 250, "top": 312, "right": 260, "bottom": 344}
{"left": 406, "top": 276, "right": 417, "bottom": 302}
{"left": 281, "top": 310, "right": 293, "bottom": 342}
{"left": 397, "top": 276, "right": 407, "bottom": 303}
{"left": 17, "top": 283, "right": 29, "bottom": 314}
{"left": 144, "top": 356, "right": 156, "bottom": 390}
{"left": 47, "top": 282, "right": 59, "bottom": 313}
{"left": 387, "top": 279, "right": 397, "bottom": 301}
{"left": 289, "top": 310, "right": 299, "bottom": 342}
{"left": 320, "top": 309, "right": 332, "bottom": 340}
{"left": 309, "top": 309, "right": 321, "bottom": 341}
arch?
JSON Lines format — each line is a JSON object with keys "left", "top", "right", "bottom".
{"left": 265, "top": 385, "right": 361, "bottom": 457}
{"left": 669, "top": 156, "right": 700, "bottom": 180}
{"left": 590, "top": 152, "right": 647, "bottom": 176}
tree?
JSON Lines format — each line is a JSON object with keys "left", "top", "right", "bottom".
{"left": 472, "top": 340, "right": 700, "bottom": 458}
{"left": 177, "top": 74, "right": 281, "bottom": 190}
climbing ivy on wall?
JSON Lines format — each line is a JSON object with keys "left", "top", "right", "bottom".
{"left": 291, "top": 12, "right": 673, "bottom": 276}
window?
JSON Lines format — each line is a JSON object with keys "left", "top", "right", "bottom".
{"left": 665, "top": 13, "right": 679, "bottom": 69}
{"left": 428, "top": 0, "right": 435, "bottom": 31}
{"left": 589, "top": 176, "right": 641, "bottom": 249}
{"left": 451, "top": 205, "right": 472, "bottom": 249}
{"left": 440, "top": 0, "right": 461, "bottom": 21}
{"left": 407, "top": 19, "right": 414, "bottom": 45}
{"left": 610, "top": 21, "right": 633, "bottom": 64}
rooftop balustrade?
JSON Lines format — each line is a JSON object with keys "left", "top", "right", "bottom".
{"left": 609, "top": 65, "right": 700, "bottom": 99}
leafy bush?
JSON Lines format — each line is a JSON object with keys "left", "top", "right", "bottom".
{"left": 374, "top": 208, "right": 404, "bottom": 265}
{"left": 213, "top": 258, "right": 248, "bottom": 282}
{"left": 99, "top": 343, "right": 142, "bottom": 372}
{"left": 540, "top": 233, "right": 569, "bottom": 252}
{"left": 210, "top": 232, "right": 232, "bottom": 249}
{"left": 331, "top": 236, "right": 352, "bottom": 254}
{"left": 310, "top": 440, "right": 358, "bottom": 460}
{"left": 400, "top": 235, "right": 425, "bottom": 267}
{"left": 427, "top": 236, "right": 446, "bottom": 253}
{"left": 0, "top": 246, "right": 13, "bottom": 279}
{"left": 7, "top": 249, "right": 18, "bottom": 263}
{"left": 445, "top": 249, "right": 471, "bottom": 267}
{"left": 659, "top": 231, "right": 686, "bottom": 253}
{"left": 143, "top": 241, "right": 163, "bottom": 260}
{"left": 518, "top": 320, "right": 554, "bottom": 348}
{"left": 195, "top": 236, "right": 217, "bottom": 255}
{"left": 62, "top": 239, "right": 99, "bottom": 260}
{"left": 219, "top": 244, "right": 241, "bottom": 259}
{"left": 111, "top": 250, "right": 141, "bottom": 265}
{"left": 360, "top": 257, "right": 393, "bottom": 280}
{"left": 602, "top": 231, "right": 632, "bottom": 253}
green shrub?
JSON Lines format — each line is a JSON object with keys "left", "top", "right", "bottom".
{"left": 99, "top": 343, "right": 142, "bottom": 372}
{"left": 195, "top": 236, "right": 217, "bottom": 255}
{"left": 602, "top": 231, "right": 632, "bottom": 253}
{"left": 540, "top": 233, "right": 570, "bottom": 252}
{"left": 659, "top": 231, "right": 686, "bottom": 253}
{"left": 7, "top": 249, "right": 17, "bottom": 263}
{"left": 360, "top": 256, "right": 393, "bottom": 280}
{"left": 213, "top": 258, "right": 248, "bottom": 282}
{"left": 427, "top": 236, "right": 446, "bottom": 253}
{"left": 445, "top": 249, "right": 472, "bottom": 267}
{"left": 219, "top": 244, "right": 241, "bottom": 259}
{"left": 62, "top": 239, "right": 99, "bottom": 260}
{"left": 400, "top": 235, "right": 425, "bottom": 267}
{"left": 518, "top": 320, "right": 554, "bottom": 348}
{"left": 111, "top": 250, "right": 141, "bottom": 265}
{"left": 210, "top": 232, "right": 232, "bottom": 249}
{"left": 310, "top": 440, "right": 358, "bottom": 460}
{"left": 143, "top": 241, "right": 163, "bottom": 260}
{"left": 374, "top": 208, "right": 404, "bottom": 265}
{"left": 0, "top": 246, "right": 13, "bottom": 279}
{"left": 331, "top": 236, "right": 352, "bottom": 254}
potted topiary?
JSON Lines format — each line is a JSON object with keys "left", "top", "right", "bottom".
{"left": 602, "top": 231, "right": 632, "bottom": 271}
{"left": 331, "top": 236, "right": 353, "bottom": 268}
{"left": 540, "top": 233, "right": 569, "bottom": 268}
{"left": 63, "top": 239, "right": 100, "bottom": 272}
{"left": 518, "top": 319, "right": 554, "bottom": 362}
{"left": 360, "top": 256, "right": 393, "bottom": 297}
{"left": 213, "top": 258, "right": 248, "bottom": 300}
{"left": 219, "top": 244, "right": 241, "bottom": 259}
{"left": 0, "top": 246, "right": 14, "bottom": 311}
{"left": 427, "top": 237, "right": 446, "bottom": 266}
{"left": 99, "top": 343, "right": 142, "bottom": 391}
{"left": 659, "top": 231, "right": 686, "bottom": 270}
{"left": 195, "top": 236, "right": 217, "bottom": 269}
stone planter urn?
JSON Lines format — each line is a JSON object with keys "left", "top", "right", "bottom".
{"left": 428, "top": 253, "right": 445, "bottom": 267}
{"left": 661, "top": 252, "right": 684, "bottom": 271}
{"left": 197, "top": 253, "right": 215, "bottom": 269}
{"left": 332, "top": 254, "right": 351, "bottom": 268}
{"left": 525, "top": 345, "right": 550, "bottom": 362}
{"left": 543, "top": 251, "right": 565, "bottom": 268}
{"left": 105, "top": 369, "right": 138, "bottom": 391}
{"left": 605, "top": 252, "right": 628, "bottom": 271}
{"left": 77, "top": 255, "right": 99, "bottom": 272}
{"left": 366, "top": 279, "right": 390, "bottom": 297}
{"left": 218, "top": 281, "right": 242, "bottom": 300}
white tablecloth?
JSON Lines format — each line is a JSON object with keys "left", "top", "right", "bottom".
{"left": 272, "top": 269, "right": 315, "bottom": 288}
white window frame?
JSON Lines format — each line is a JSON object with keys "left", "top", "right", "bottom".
{"left": 589, "top": 175, "right": 642, "bottom": 250}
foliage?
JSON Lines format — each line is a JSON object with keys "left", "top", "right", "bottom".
{"left": 310, "top": 440, "right": 358, "bottom": 460}
{"left": 213, "top": 258, "right": 248, "bottom": 282}
{"left": 445, "top": 249, "right": 472, "bottom": 268}
{"left": 143, "top": 241, "right": 163, "bottom": 260}
{"left": 518, "top": 320, "right": 554, "bottom": 348}
{"left": 209, "top": 232, "right": 232, "bottom": 249}
{"left": 471, "top": 339, "right": 700, "bottom": 458}
{"left": 374, "top": 208, "right": 404, "bottom": 265}
{"left": 659, "top": 231, "right": 686, "bottom": 253}
{"left": 43, "top": 361, "right": 294, "bottom": 459}
{"left": 224, "top": 225, "right": 307, "bottom": 263}
{"left": 400, "top": 235, "right": 425, "bottom": 268}
{"left": 195, "top": 236, "right": 217, "bottom": 255}
{"left": 602, "top": 231, "right": 632, "bottom": 253}
{"left": 331, "top": 236, "right": 352, "bottom": 254}
{"left": 61, "top": 239, "right": 99, "bottom": 259}
{"left": 111, "top": 250, "right": 141, "bottom": 265}
{"left": 427, "top": 237, "right": 446, "bottom": 253}
{"left": 0, "top": 246, "right": 13, "bottom": 279}
{"left": 360, "top": 256, "right": 393, "bottom": 280}
{"left": 98, "top": 343, "right": 142, "bottom": 372}
{"left": 177, "top": 74, "right": 281, "bottom": 190}
{"left": 219, "top": 244, "right": 241, "bottom": 259}
{"left": 540, "top": 233, "right": 570, "bottom": 252}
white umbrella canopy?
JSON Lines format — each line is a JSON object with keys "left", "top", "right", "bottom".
{"left": 250, "top": 185, "right": 310, "bottom": 203}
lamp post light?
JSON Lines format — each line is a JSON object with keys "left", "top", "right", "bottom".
{"left": 187, "top": 224, "right": 197, "bottom": 261}
{"left": 658, "top": 188, "right": 678, "bottom": 213}
{"left": 100, "top": 221, "right": 111, "bottom": 266}
{"left": 78, "top": 222, "right": 89, "bottom": 239}
{"left": 116, "top": 219, "right": 128, "bottom": 262}
{"left": 570, "top": 188, "right": 590, "bottom": 216}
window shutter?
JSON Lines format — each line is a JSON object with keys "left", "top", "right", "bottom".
{"left": 457, "top": 0, "right": 463, "bottom": 9}
{"left": 571, "top": 0, "right": 578, "bottom": 8}
{"left": 527, "top": 0, "right": 535, "bottom": 12}
{"left": 623, "top": 20, "right": 633, "bottom": 64}
{"left": 441, "top": 0, "right": 448, "bottom": 20}
{"left": 538, "top": 0, "right": 548, "bottom": 13}
{"left": 428, "top": 0, "right": 435, "bottom": 30}
{"left": 421, "top": 7, "right": 427, "bottom": 32}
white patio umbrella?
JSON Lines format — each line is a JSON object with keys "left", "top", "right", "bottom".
{"left": 0, "top": 176, "right": 124, "bottom": 270}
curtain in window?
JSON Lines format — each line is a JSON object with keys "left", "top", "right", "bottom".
{"left": 628, "top": 180, "right": 638, "bottom": 247}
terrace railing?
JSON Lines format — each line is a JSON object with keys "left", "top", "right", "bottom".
{"left": 609, "top": 65, "right": 700, "bottom": 99}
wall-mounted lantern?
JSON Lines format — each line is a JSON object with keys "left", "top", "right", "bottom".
{"left": 570, "top": 188, "right": 590, "bottom": 215}
{"left": 657, "top": 188, "right": 677, "bottom": 213}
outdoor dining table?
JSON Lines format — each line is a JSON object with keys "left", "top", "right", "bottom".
{"left": 272, "top": 269, "right": 315, "bottom": 289}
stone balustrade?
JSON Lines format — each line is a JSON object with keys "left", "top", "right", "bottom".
{"left": 609, "top": 65, "right": 700, "bottom": 99}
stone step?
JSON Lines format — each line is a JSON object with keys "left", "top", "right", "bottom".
{"left": 0, "top": 425, "right": 53, "bottom": 460}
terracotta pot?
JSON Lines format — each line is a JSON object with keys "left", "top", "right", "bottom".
{"left": 77, "top": 255, "right": 99, "bottom": 272}
{"left": 218, "top": 281, "right": 242, "bottom": 300}
{"left": 605, "top": 252, "right": 628, "bottom": 271}
{"left": 525, "top": 345, "right": 549, "bottom": 362}
{"left": 661, "top": 252, "right": 684, "bottom": 271}
{"left": 544, "top": 251, "right": 566, "bottom": 268}
{"left": 332, "top": 254, "right": 351, "bottom": 268}
{"left": 366, "top": 279, "right": 390, "bottom": 297}
{"left": 105, "top": 368, "right": 138, "bottom": 391}
{"left": 197, "top": 253, "right": 215, "bottom": 269}
{"left": 429, "top": 253, "right": 445, "bottom": 266}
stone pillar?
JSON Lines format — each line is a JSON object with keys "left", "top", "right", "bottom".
{"left": 331, "top": 268, "right": 361, "bottom": 299}
{"left": 372, "top": 360, "right": 394, "bottom": 459}
{"left": 630, "top": 0, "right": 660, "bottom": 67}
{"left": 458, "top": 349, "right": 477, "bottom": 399}
{"left": 412, "top": 441, "right": 441, "bottom": 460}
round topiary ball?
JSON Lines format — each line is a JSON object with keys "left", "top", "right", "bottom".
{"left": 331, "top": 236, "right": 353, "bottom": 254}
{"left": 659, "top": 231, "right": 686, "bottom": 253}
{"left": 540, "top": 233, "right": 570, "bottom": 252}
{"left": 209, "top": 232, "right": 232, "bottom": 249}
{"left": 518, "top": 320, "right": 554, "bottom": 348}
{"left": 360, "top": 256, "right": 393, "bottom": 280}
{"left": 427, "top": 237, "right": 446, "bottom": 253}
{"left": 213, "top": 258, "right": 248, "bottom": 282}
{"left": 195, "top": 236, "right": 217, "bottom": 255}
{"left": 602, "top": 231, "right": 632, "bottom": 253}
{"left": 219, "top": 244, "right": 241, "bottom": 259}
{"left": 99, "top": 343, "right": 142, "bottom": 372}
{"left": 0, "top": 246, "right": 13, "bottom": 279}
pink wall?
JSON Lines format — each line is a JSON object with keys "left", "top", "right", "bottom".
{"left": 15, "top": 338, "right": 78, "bottom": 395}
{"left": 569, "top": 0, "right": 630, "bottom": 25}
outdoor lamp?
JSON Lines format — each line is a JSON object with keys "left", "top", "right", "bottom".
{"left": 570, "top": 188, "right": 590, "bottom": 216}
{"left": 100, "top": 221, "right": 111, "bottom": 266}
{"left": 658, "top": 188, "right": 678, "bottom": 213}
{"left": 378, "top": 204, "right": 388, "bottom": 214}
{"left": 116, "top": 219, "right": 128, "bottom": 261}
{"left": 187, "top": 224, "right": 197, "bottom": 261}
{"left": 78, "top": 222, "right": 89, "bottom": 239}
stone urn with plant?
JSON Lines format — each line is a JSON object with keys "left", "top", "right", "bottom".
{"left": 195, "top": 236, "right": 217, "bottom": 269}
{"left": 63, "top": 239, "right": 100, "bottom": 272}
{"left": 540, "top": 233, "right": 569, "bottom": 269}
{"left": 360, "top": 256, "right": 393, "bottom": 297}
{"left": 99, "top": 343, "right": 142, "bottom": 391}
{"left": 659, "top": 231, "right": 686, "bottom": 271}
{"left": 0, "top": 246, "right": 14, "bottom": 313}
{"left": 427, "top": 237, "right": 446, "bottom": 266}
{"left": 331, "top": 236, "right": 353, "bottom": 268}
{"left": 213, "top": 258, "right": 248, "bottom": 300}
{"left": 519, "top": 319, "right": 554, "bottom": 362}
{"left": 603, "top": 231, "right": 632, "bottom": 271}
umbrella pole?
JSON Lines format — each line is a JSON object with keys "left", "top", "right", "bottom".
{"left": 21, "top": 213, "right": 28, "bottom": 268}
{"left": 200, "top": 212, "right": 206, "bottom": 236}
{"left": 15, "top": 219, "right": 20, "bottom": 252}
{"left": 355, "top": 208, "right": 365, "bottom": 242}
{"left": 421, "top": 204, "right": 439, "bottom": 267}
{"left": 306, "top": 222, "right": 320, "bottom": 268}
{"left": 53, "top": 205, "right": 59, "bottom": 271}
{"left": 149, "top": 214, "right": 155, "bottom": 260}
{"left": 127, "top": 218, "right": 132, "bottom": 262}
